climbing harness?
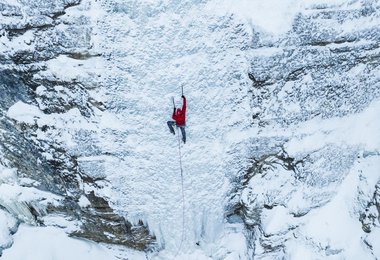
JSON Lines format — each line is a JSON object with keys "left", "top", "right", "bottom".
{"left": 174, "top": 128, "right": 186, "bottom": 258}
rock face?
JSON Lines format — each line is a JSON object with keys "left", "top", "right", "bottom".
{"left": 0, "top": 0, "right": 155, "bottom": 254}
{"left": 232, "top": 1, "right": 380, "bottom": 259}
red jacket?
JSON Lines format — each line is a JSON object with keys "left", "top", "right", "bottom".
{"left": 172, "top": 96, "right": 186, "bottom": 126}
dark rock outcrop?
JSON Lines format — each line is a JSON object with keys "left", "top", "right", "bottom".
{"left": 0, "top": 0, "right": 155, "bottom": 251}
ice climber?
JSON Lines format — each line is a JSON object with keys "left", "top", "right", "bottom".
{"left": 167, "top": 95, "right": 186, "bottom": 143}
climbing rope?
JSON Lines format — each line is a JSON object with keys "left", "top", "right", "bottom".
{"left": 145, "top": 130, "right": 185, "bottom": 260}
{"left": 174, "top": 128, "right": 185, "bottom": 258}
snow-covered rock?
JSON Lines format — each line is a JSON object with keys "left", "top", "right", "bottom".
{"left": 235, "top": 1, "right": 380, "bottom": 258}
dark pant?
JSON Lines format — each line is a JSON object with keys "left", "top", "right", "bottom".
{"left": 167, "top": 121, "right": 186, "bottom": 143}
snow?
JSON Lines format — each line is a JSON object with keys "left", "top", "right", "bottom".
{"left": 218, "top": 0, "right": 302, "bottom": 35}
{"left": 0, "top": 29, "right": 35, "bottom": 60}
{"left": 214, "top": 0, "right": 371, "bottom": 39}
{"left": 78, "top": 195, "right": 91, "bottom": 208}
{"left": 0, "top": 183, "right": 62, "bottom": 224}
{"left": 366, "top": 228, "right": 380, "bottom": 257}
{"left": 0, "top": 166, "right": 17, "bottom": 185}
{"left": 261, "top": 206, "right": 296, "bottom": 236}
{"left": 242, "top": 96, "right": 380, "bottom": 259}
{"left": 0, "top": 162, "right": 62, "bottom": 225}
{"left": 7, "top": 101, "right": 44, "bottom": 125}
{"left": 38, "top": 55, "right": 105, "bottom": 83}
{"left": 285, "top": 155, "right": 380, "bottom": 259}
{"left": 8, "top": 101, "right": 96, "bottom": 133}
{"left": 0, "top": 210, "right": 17, "bottom": 252}
{"left": 1, "top": 225, "right": 137, "bottom": 260}
{"left": 285, "top": 99, "right": 380, "bottom": 154}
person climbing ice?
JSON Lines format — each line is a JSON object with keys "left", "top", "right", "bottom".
{"left": 167, "top": 94, "right": 186, "bottom": 144}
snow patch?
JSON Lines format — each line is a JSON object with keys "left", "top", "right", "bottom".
{"left": 261, "top": 206, "right": 297, "bottom": 236}
{"left": 78, "top": 195, "right": 91, "bottom": 208}
{"left": 7, "top": 101, "right": 44, "bottom": 125}
{"left": 1, "top": 225, "right": 124, "bottom": 260}
{"left": 285, "top": 99, "right": 380, "bottom": 154}
{"left": 215, "top": 0, "right": 302, "bottom": 35}
{"left": 0, "top": 210, "right": 17, "bottom": 253}
{"left": 8, "top": 101, "right": 97, "bottom": 131}
{"left": 38, "top": 54, "right": 105, "bottom": 82}
{"left": 293, "top": 156, "right": 380, "bottom": 259}
{"left": 366, "top": 227, "right": 380, "bottom": 257}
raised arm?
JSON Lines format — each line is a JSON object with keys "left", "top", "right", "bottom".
{"left": 181, "top": 95, "right": 186, "bottom": 114}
